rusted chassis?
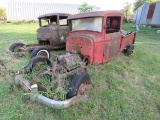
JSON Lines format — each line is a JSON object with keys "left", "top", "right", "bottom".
{"left": 25, "top": 44, "right": 65, "bottom": 51}
{"left": 15, "top": 75, "right": 78, "bottom": 109}
{"left": 15, "top": 53, "right": 87, "bottom": 109}
{"left": 12, "top": 43, "right": 65, "bottom": 57}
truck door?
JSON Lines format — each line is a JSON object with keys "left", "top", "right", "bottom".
{"left": 103, "top": 16, "right": 121, "bottom": 62}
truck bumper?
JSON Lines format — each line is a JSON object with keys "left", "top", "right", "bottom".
{"left": 15, "top": 75, "right": 77, "bottom": 109}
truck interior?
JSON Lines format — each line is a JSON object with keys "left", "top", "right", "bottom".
{"left": 39, "top": 16, "right": 68, "bottom": 27}
{"left": 106, "top": 16, "right": 121, "bottom": 34}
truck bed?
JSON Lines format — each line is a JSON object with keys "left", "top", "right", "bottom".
{"left": 119, "top": 30, "right": 136, "bottom": 52}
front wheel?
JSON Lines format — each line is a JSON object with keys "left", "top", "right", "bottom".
{"left": 31, "top": 46, "right": 50, "bottom": 59}
{"left": 66, "top": 72, "right": 91, "bottom": 99}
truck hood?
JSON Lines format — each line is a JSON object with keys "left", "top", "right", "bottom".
{"left": 66, "top": 33, "right": 96, "bottom": 63}
{"left": 68, "top": 32, "right": 101, "bottom": 42}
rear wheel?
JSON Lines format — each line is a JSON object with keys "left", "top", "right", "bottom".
{"left": 66, "top": 72, "right": 91, "bottom": 99}
{"left": 124, "top": 44, "right": 134, "bottom": 56}
{"left": 31, "top": 46, "right": 50, "bottom": 59}
{"left": 9, "top": 42, "right": 25, "bottom": 52}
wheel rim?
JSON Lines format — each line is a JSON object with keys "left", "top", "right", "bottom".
{"left": 78, "top": 80, "right": 88, "bottom": 96}
{"left": 37, "top": 50, "right": 49, "bottom": 58}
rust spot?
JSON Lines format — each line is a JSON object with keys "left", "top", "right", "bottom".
{"left": 146, "top": 3, "right": 156, "bottom": 24}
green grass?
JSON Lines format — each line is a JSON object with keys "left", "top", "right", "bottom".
{"left": 0, "top": 22, "right": 160, "bottom": 120}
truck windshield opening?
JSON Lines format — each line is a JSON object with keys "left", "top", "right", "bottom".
{"left": 71, "top": 17, "right": 102, "bottom": 32}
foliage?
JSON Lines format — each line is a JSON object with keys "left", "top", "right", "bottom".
{"left": 0, "top": 8, "right": 6, "bottom": 18}
{"left": 78, "top": 2, "right": 93, "bottom": 13}
{"left": 133, "top": 0, "right": 158, "bottom": 12}
{"left": 122, "top": 2, "right": 134, "bottom": 19}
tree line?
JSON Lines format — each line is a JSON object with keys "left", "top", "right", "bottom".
{"left": 122, "top": 0, "right": 157, "bottom": 19}
{"left": 0, "top": 0, "right": 158, "bottom": 19}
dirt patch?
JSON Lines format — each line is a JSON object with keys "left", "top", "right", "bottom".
{"left": 117, "top": 52, "right": 126, "bottom": 59}
{"left": 156, "top": 105, "right": 160, "bottom": 114}
{"left": 113, "top": 73, "right": 124, "bottom": 80}
{"left": 148, "top": 75, "right": 156, "bottom": 82}
{"left": 0, "top": 59, "right": 6, "bottom": 76}
{"left": 135, "top": 82, "right": 144, "bottom": 87}
{"left": 0, "top": 59, "right": 14, "bottom": 91}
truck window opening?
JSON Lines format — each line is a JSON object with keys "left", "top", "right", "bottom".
{"left": 106, "top": 17, "right": 121, "bottom": 34}
{"left": 71, "top": 17, "right": 102, "bottom": 32}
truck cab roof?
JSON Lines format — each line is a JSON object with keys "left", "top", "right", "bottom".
{"left": 38, "top": 13, "right": 71, "bottom": 19}
{"left": 67, "top": 10, "right": 122, "bottom": 20}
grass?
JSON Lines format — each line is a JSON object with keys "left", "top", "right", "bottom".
{"left": 0, "top": 21, "right": 160, "bottom": 120}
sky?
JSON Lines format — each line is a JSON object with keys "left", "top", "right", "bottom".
{"left": 0, "top": 0, "right": 135, "bottom": 10}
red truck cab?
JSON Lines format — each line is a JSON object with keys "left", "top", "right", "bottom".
{"left": 66, "top": 10, "right": 136, "bottom": 64}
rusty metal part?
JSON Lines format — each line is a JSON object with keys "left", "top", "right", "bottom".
{"left": 12, "top": 52, "right": 26, "bottom": 57}
{"left": 51, "top": 56, "right": 58, "bottom": 84}
{"left": 56, "top": 67, "right": 85, "bottom": 88}
{"left": 38, "top": 13, "right": 70, "bottom": 19}
{"left": 0, "top": 59, "right": 6, "bottom": 69}
{"left": 78, "top": 80, "right": 88, "bottom": 96}
{"left": 34, "top": 67, "right": 52, "bottom": 79}
{"left": 15, "top": 75, "right": 31, "bottom": 92}
{"left": 15, "top": 75, "right": 80, "bottom": 109}
{"left": 14, "top": 53, "right": 86, "bottom": 109}
{"left": 146, "top": 3, "right": 156, "bottom": 24}
{"left": 30, "top": 80, "right": 47, "bottom": 92}
{"left": 37, "top": 13, "right": 70, "bottom": 49}
{"left": 14, "top": 46, "right": 25, "bottom": 51}
{"left": 57, "top": 53, "right": 83, "bottom": 71}
{"left": 37, "top": 26, "right": 69, "bottom": 47}
{"left": 68, "top": 10, "right": 122, "bottom": 20}
{"left": 0, "top": 60, "right": 14, "bottom": 91}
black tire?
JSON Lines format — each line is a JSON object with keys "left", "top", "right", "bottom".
{"left": 124, "top": 44, "right": 134, "bottom": 56}
{"left": 24, "top": 56, "right": 51, "bottom": 73}
{"left": 31, "top": 46, "right": 50, "bottom": 59}
{"left": 66, "top": 72, "right": 91, "bottom": 99}
{"left": 9, "top": 42, "right": 25, "bottom": 52}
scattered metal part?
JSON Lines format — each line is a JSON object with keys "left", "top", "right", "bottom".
{"left": 51, "top": 56, "right": 58, "bottom": 84}
{"left": 15, "top": 76, "right": 80, "bottom": 109}
{"left": 12, "top": 52, "right": 26, "bottom": 57}
{"left": 15, "top": 75, "right": 31, "bottom": 92}
{"left": 0, "top": 60, "right": 14, "bottom": 91}
{"left": 0, "top": 59, "right": 6, "bottom": 69}
{"left": 34, "top": 67, "right": 51, "bottom": 79}
{"left": 78, "top": 80, "right": 88, "bottom": 96}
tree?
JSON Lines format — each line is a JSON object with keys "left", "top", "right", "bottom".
{"left": 133, "top": 0, "right": 158, "bottom": 12}
{"left": 122, "top": 2, "right": 133, "bottom": 19}
{"left": 78, "top": 2, "right": 93, "bottom": 13}
{"left": 0, "top": 8, "right": 6, "bottom": 18}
